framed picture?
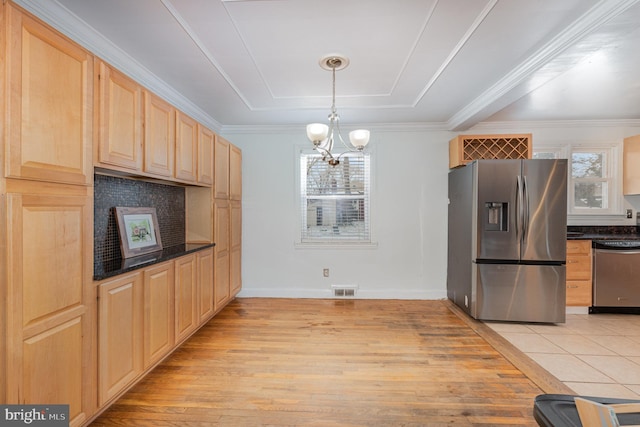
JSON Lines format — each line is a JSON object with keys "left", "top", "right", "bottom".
{"left": 115, "top": 207, "right": 163, "bottom": 258}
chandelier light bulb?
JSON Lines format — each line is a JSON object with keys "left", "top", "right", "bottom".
{"left": 307, "top": 123, "right": 329, "bottom": 145}
{"left": 349, "top": 129, "right": 370, "bottom": 150}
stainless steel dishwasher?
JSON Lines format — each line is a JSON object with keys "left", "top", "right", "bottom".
{"left": 592, "top": 240, "right": 640, "bottom": 309}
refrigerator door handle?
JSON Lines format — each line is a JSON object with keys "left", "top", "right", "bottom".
{"left": 516, "top": 175, "right": 522, "bottom": 243}
{"left": 522, "top": 176, "right": 529, "bottom": 244}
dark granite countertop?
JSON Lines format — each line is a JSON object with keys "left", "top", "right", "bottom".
{"left": 566, "top": 226, "right": 640, "bottom": 241}
{"left": 94, "top": 242, "right": 215, "bottom": 281}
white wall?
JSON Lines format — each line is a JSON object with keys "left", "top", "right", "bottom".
{"left": 223, "top": 128, "right": 452, "bottom": 299}
{"left": 225, "top": 121, "right": 640, "bottom": 300}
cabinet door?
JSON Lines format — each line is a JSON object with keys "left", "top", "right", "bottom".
{"left": 197, "top": 248, "right": 215, "bottom": 323}
{"left": 175, "top": 254, "right": 198, "bottom": 343}
{"left": 175, "top": 111, "right": 198, "bottom": 183}
{"left": 229, "top": 144, "right": 242, "bottom": 201}
{"left": 144, "top": 91, "right": 175, "bottom": 178}
{"left": 98, "top": 273, "right": 143, "bottom": 406}
{"left": 5, "top": 5, "right": 92, "bottom": 185}
{"left": 623, "top": 135, "right": 640, "bottom": 195}
{"left": 214, "top": 199, "right": 231, "bottom": 308}
{"left": 5, "top": 191, "right": 93, "bottom": 425}
{"left": 143, "top": 261, "right": 175, "bottom": 368}
{"left": 198, "top": 125, "right": 214, "bottom": 186}
{"left": 230, "top": 200, "right": 242, "bottom": 297}
{"left": 214, "top": 136, "right": 230, "bottom": 199}
{"left": 96, "top": 60, "right": 142, "bottom": 171}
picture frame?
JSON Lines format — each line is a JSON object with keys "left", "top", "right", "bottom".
{"left": 115, "top": 207, "right": 163, "bottom": 259}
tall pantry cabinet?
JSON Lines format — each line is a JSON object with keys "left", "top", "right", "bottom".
{"left": 214, "top": 136, "right": 242, "bottom": 309}
{"left": 1, "top": 3, "right": 95, "bottom": 426}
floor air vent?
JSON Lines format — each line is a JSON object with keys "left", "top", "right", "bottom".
{"left": 331, "top": 285, "right": 358, "bottom": 298}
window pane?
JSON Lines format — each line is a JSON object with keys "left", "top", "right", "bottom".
{"left": 301, "top": 152, "right": 370, "bottom": 242}
{"left": 306, "top": 156, "right": 365, "bottom": 195}
{"left": 574, "top": 182, "right": 606, "bottom": 209}
{"left": 305, "top": 198, "right": 366, "bottom": 238}
{"left": 572, "top": 152, "right": 603, "bottom": 178}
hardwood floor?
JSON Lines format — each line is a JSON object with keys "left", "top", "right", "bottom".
{"left": 90, "top": 298, "right": 560, "bottom": 426}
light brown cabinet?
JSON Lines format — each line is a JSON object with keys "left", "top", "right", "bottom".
{"left": 198, "top": 125, "right": 215, "bottom": 186}
{"left": 230, "top": 144, "right": 242, "bottom": 201}
{"left": 143, "top": 261, "right": 175, "bottom": 369}
{"left": 566, "top": 240, "right": 593, "bottom": 306}
{"left": 95, "top": 251, "right": 210, "bottom": 412}
{"left": 97, "top": 272, "right": 143, "bottom": 406}
{"left": 5, "top": 186, "right": 94, "bottom": 426}
{"left": 95, "top": 60, "right": 143, "bottom": 171}
{"left": 449, "top": 134, "right": 532, "bottom": 169}
{"left": 175, "top": 254, "right": 198, "bottom": 343}
{"left": 214, "top": 135, "right": 231, "bottom": 199}
{"left": 230, "top": 200, "right": 242, "bottom": 297}
{"left": 623, "top": 135, "right": 640, "bottom": 195}
{"left": 214, "top": 199, "right": 231, "bottom": 309}
{"left": 175, "top": 112, "right": 198, "bottom": 183}
{"left": 144, "top": 91, "right": 176, "bottom": 179}
{"left": 197, "top": 248, "right": 215, "bottom": 323}
{"left": 214, "top": 138, "right": 242, "bottom": 306}
{"left": 5, "top": 4, "right": 93, "bottom": 186}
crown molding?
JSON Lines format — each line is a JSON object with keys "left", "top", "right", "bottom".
{"left": 220, "top": 122, "right": 452, "bottom": 135}
{"left": 12, "top": 0, "right": 222, "bottom": 133}
{"left": 470, "top": 119, "right": 640, "bottom": 131}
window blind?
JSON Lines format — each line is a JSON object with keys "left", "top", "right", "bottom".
{"left": 300, "top": 152, "right": 370, "bottom": 242}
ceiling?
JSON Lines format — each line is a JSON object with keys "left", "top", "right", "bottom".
{"left": 14, "top": 0, "right": 640, "bottom": 132}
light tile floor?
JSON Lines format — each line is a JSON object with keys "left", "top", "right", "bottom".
{"left": 485, "top": 312, "right": 640, "bottom": 399}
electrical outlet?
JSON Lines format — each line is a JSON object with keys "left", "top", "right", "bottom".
{"left": 627, "top": 209, "right": 633, "bottom": 219}
{"left": 323, "top": 268, "right": 329, "bottom": 277}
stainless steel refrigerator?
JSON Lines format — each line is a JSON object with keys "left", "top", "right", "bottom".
{"left": 447, "top": 159, "right": 568, "bottom": 323}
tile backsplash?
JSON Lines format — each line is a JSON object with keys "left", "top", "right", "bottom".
{"left": 94, "top": 174, "right": 185, "bottom": 269}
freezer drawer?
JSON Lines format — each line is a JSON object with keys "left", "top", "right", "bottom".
{"left": 474, "top": 263, "right": 566, "bottom": 323}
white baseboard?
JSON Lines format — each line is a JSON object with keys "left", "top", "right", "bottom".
{"left": 236, "top": 288, "right": 448, "bottom": 300}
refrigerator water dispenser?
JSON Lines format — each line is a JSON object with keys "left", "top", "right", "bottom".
{"left": 485, "top": 202, "right": 508, "bottom": 231}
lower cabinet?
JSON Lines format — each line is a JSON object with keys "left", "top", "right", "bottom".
{"left": 97, "top": 272, "right": 143, "bottom": 406}
{"left": 197, "top": 248, "right": 215, "bottom": 323}
{"left": 175, "top": 254, "right": 198, "bottom": 344}
{"left": 96, "top": 249, "right": 217, "bottom": 414}
{"left": 143, "top": 261, "right": 175, "bottom": 369}
{"left": 566, "top": 240, "right": 593, "bottom": 306}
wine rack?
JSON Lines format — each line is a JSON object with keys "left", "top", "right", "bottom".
{"left": 449, "top": 134, "right": 532, "bottom": 168}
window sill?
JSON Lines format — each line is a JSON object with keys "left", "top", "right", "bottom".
{"left": 294, "top": 241, "right": 379, "bottom": 250}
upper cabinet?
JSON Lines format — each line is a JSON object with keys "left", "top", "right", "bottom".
{"left": 5, "top": 4, "right": 93, "bottom": 186}
{"left": 95, "top": 60, "right": 143, "bottom": 171}
{"left": 449, "top": 134, "right": 532, "bottom": 169}
{"left": 143, "top": 91, "right": 176, "bottom": 179}
{"left": 197, "top": 125, "right": 214, "bottom": 186}
{"left": 214, "top": 135, "right": 230, "bottom": 199}
{"left": 175, "top": 111, "right": 198, "bottom": 184}
{"left": 623, "top": 135, "right": 640, "bottom": 195}
{"left": 230, "top": 144, "right": 242, "bottom": 201}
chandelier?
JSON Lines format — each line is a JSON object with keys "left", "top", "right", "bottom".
{"left": 306, "top": 55, "right": 370, "bottom": 167}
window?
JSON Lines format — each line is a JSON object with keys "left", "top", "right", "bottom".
{"left": 533, "top": 142, "right": 621, "bottom": 216}
{"left": 299, "top": 151, "right": 371, "bottom": 243}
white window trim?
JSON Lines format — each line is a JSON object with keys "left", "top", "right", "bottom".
{"left": 294, "top": 146, "right": 378, "bottom": 249}
{"left": 534, "top": 141, "right": 624, "bottom": 223}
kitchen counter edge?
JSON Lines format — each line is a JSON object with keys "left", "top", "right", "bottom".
{"left": 93, "top": 243, "right": 215, "bottom": 281}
